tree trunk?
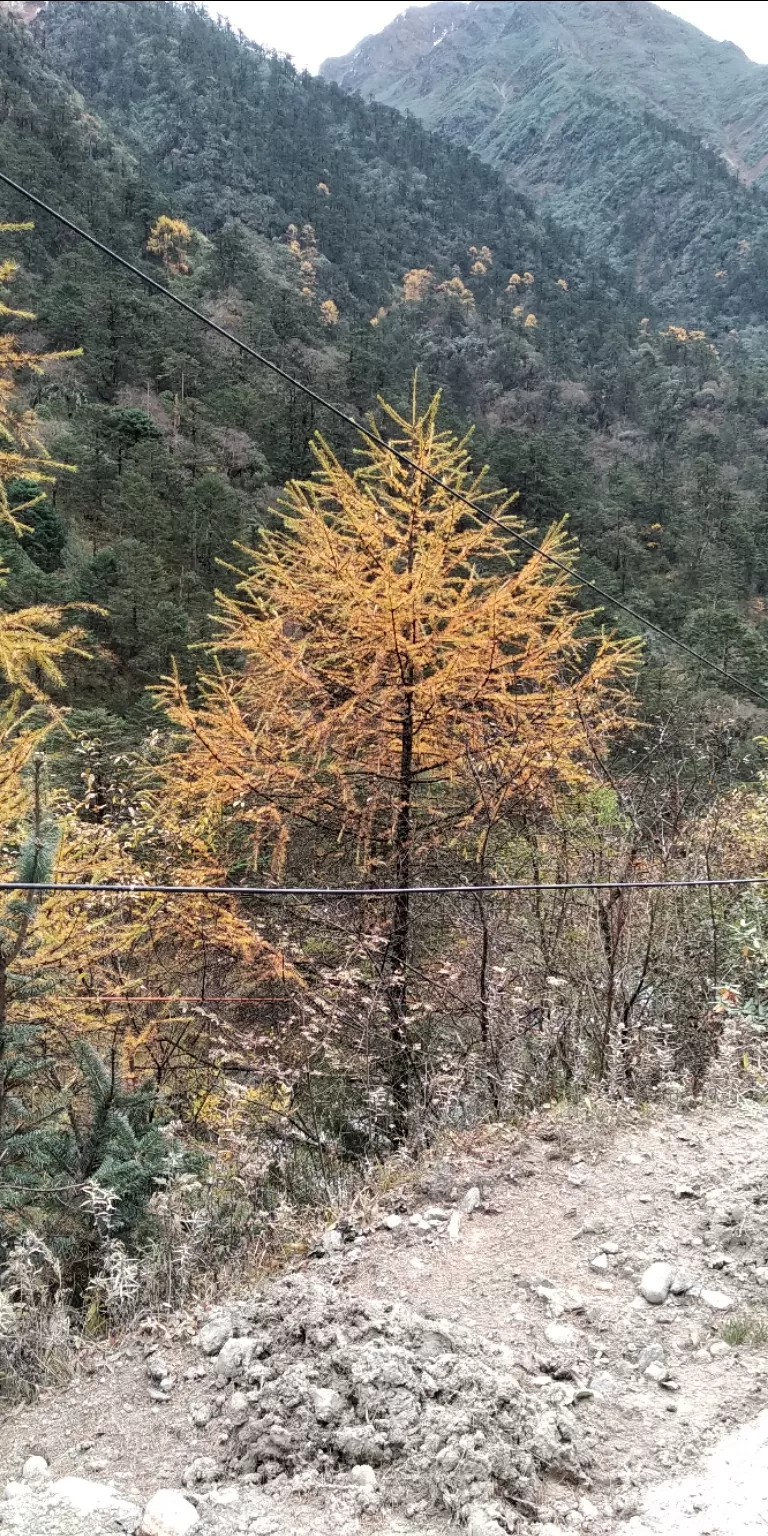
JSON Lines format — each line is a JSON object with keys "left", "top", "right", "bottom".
{"left": 476, "top": 894, "right": 501, "bottom": 1117}
{"left": 387, "top": 667, "right": 414, "bottom": 1132}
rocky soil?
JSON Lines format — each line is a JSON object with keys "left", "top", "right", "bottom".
{"left": 2, "top": 1100, "right": 768, "bottom": 1535}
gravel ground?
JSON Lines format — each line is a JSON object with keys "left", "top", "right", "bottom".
{"left": 2, "top": 1100, "right": 768, "bottom": 1534}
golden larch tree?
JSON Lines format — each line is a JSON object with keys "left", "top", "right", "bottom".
{"left": 157, "top": 386, "right": 640, "bottom": 1120}
{"left": 147, "top": 215, "right": 193, "bottom": 274}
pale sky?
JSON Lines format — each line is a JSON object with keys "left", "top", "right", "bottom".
{"left": 204, "top": 1, "right": 768, "bottom": 74}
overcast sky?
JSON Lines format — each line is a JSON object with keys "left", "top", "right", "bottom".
{"left": 203, "top": 1, "right": 768, "bottom": 74}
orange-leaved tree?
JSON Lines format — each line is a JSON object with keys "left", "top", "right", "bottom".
{"left": 157, "top": 386, "right": 641, "bottom": 1122}
{"left": 0, "top": 226, "right": 286, "bottom": 1248}
{"left": 146, "top": 215, "right": 193, "bottom": 274}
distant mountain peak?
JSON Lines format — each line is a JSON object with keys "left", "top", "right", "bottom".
{"left": 321, "top": 0, "right": 768, "bottom": 311}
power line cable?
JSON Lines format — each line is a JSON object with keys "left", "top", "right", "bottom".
{"left": 2, "top": 172, "right": 768, "bottom": 709}
{"left": 0, "top": 876, "right": 765, "bottom": 896}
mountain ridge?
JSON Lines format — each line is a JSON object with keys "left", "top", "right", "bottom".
{"left": 322, "top": 1, "right": 768, "bottom": 180}
{"left": 320, "top": 1, "right": 768, "bottom": 321}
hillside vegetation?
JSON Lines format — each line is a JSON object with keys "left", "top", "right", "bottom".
{"left": 0, "top": 0, "right": 767, "bottom": 1377}
{"left": 18, "top": 0, "right": 768, "bottom": 696}
{"left": 322, "top": 0, "right": 768, "bottom": 327}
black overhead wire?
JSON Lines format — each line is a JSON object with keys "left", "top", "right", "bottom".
{"left": 0, "top": 876, "right": 764, "bottom": 896}
{"left": 2, "top": 171, "right": 768, "bottom": 710}
{"left": 0, "top": 176, "right": 767, "bottom": 903}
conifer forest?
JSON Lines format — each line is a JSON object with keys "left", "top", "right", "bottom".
{"left": 2, "top": 0, "right": 768, "bottom": 1387}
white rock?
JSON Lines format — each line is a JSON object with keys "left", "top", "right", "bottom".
{"left": 383, "top": 1214, "right": 403, "bottom": 1230}
{"left": 639, "top": 1262, "right": 674, "bottom": 1305}
{"left": 350, "top": 1465, "right": 377, "bottom": 1489}
{"left": 467, "top": 1505, "right": 507, "bottom": 1536}
{"left": 709, "top": 1340, "right": 731, "bottom": 1356}
{"left": 322, "top": 1227, "right": 344, "bottom": 1253}
{"left": 196, "top": 1314, "right": 233, "bottom": 1356}
{"left": 21, "top": 1457, "right": 49, "bottom": 1483}
{"left": 53, "top": 1479, "right": 135, "bottom": 1516}
{"left": 701, "top": 1288, "right": 734, "bottom": 1311}
{"left": 141, "top": 1488, "right": 200, "bottom": 1536}
{"left": 310, "top": 1386, "right": 345, "bottom": 1422}
{"left": 461, "top": 1185, "right": 481, "bottom": 1215}
{"left": 229, "top": 1390, "right": 248, "bottom": 1426}
{"left": 536, "top": 1285, "right": 565, "bottom": 1315}
{"left": 644, "top": 1361, "right": 669, "bottom": 1383}
{"left": 447, "top": 1210, "right": 461, "bottom": 1241}
{"left": 590, "top": 1253, "right": 609, "bottom": 1272}
{"left": 208, "top": 1486, "right": 240, "bottom": 1506}
{"left": 545, "top": 1322, "right": 579, "bottom": 1347}
{"left": 579, "top": 1497, "right": 600, "bottom": 1522}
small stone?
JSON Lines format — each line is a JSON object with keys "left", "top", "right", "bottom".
{"left": 21, "top": 1456, "right": 49, "bottom": 1483}
{"left": 146, "top": 1354, "right": 172, "bottom": 1382}
{"left": 383, "top": 1214, "right": 403, "bottom": 1231}
{"left": 229, "top": 1390, "right": 248, "bottom": 1426}
{"left": 709, "top": 1340, "right": 731, "bottom": 1356}
{"left": 637, "top": 1343, "right": 665, "bottom": 1371}
{"left": 196, "top": 1315, "right": 233, "bottom": 1356}
{"left": 310, "top": 1386, "right": 345, "bottom": 1423}
{"left": 141, "top": 1488, "right": 200, "bottom": 1535}
{"left": 215, "top": 1337, "right": 257, "bottom": 1380}
{"left": 461, "top": 1185, "right": 482, "bottom": 1215}
{"left": 536, "top": 1285, "right": 565, "bottom": 1315}
{"left": 190, "top": 1403, "right": 213, "bottom": 1429}
{"left": 701, "top": 1288, "right": 734, "bottom": 1311}
{"left": 322, "top": 1227, "right": 344, "bottom": 1253}
{"left": 643, "top": 1361, "right": 668, "bottom": 1383}
{"left": 350, "top": 1465, "right": 377, "bottom": 1489}
{"left": 670, "top": 1270, "right": 693, "bottom": 1295}
{"left": 590, "top": 1253, "right": 609, "bottom": 1272}
{"left": 209, "top": 1487, "right": 240, "bottom": 1507}
{"left": 182, "top": 1456, "right": 220, "bottom": 1487}
{"left": 674, "top": 1185, "right": 699, "bottom": 1199}
{"left": 545, "top": 1322, "right": 579, "bottom": 1347}
{"left": 579, "top": 1497, "right": 600, "bottom": 1523}
{"left": 47, "top": 1479, "right": 141, "bottom": 1521}
{"left": 447, "top": 1210, "right": 461, "bottom": 1241}
{"left": 467, "top": 1505, "right": 507, "bottom": 1536}
{"left": 639, "top": 1262, "right": 674, "bottom": 1305}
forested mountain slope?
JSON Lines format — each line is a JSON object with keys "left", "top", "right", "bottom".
{"left": 4, "top": 0, "right": 768, "bottom": 1401}
{"left": 321, "top": 1, "right": 768, "bottom": 326}
{"left": 2, "top": 0, "right": 768, "bottom": 703}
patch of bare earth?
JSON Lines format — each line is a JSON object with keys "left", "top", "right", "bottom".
{"left": 2, "top": 1100, "right": 768, "bottom": 1533}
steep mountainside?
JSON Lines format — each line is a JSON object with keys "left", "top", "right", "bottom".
{"left": 2, "top": 0, "right": 768, "bottom": 706}
{"left": 321, "top": 1, "right": 768, "bottom": 325}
